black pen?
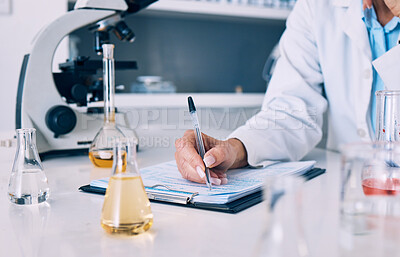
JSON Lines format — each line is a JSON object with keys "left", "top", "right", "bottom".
{"left": 188, "top": 96, "right": 212, "bottom": 190}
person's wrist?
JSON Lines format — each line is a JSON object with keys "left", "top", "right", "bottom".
{"left": 227, "top": 138, "right": 248, "bottom": 169}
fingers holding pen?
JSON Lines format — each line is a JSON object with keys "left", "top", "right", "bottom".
{"left": 174, "top": 133, "right": 216, "bottom": 185}
{"left": 175, "top": 137, "right": 205, "bottom": 184}
{"left": 175, "top": 130, "right": 229, "bottom": 186}
{"left": 209, "top": 171, "right": 228, "bottom": 185}
{"left": 174, "top": 150, "right": 226, "bottom": 185}
{"left": 204, "top": 150, "right": 229, "bottom": 185}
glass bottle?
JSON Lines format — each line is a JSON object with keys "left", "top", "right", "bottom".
{"left": 89, "top": 44, "right": 125, "bottom": 168}
{"left": 101, "top": 137, "right": 153, "bottom": 235}
{"left": 8, "top": 128, "right": 49, "bottom": 205}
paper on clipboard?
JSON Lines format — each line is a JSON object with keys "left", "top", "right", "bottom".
{"left": 90, "top": 160, "right": 315, "bottom": 205}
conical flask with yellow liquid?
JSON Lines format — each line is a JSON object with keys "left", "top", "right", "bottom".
{"left": 101, "top": 137, "right": 153, "bottom": 235}
{"left": 89, "top": 44, "right": 125, "bottom": 168}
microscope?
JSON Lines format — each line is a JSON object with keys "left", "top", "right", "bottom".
{"left": 16, "top": 0, "right": 157, "bottom": 158}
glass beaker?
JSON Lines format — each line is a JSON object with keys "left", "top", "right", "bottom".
{"left": 340, "top": 142, "right": 400, "bottom": 256}
{"left": 100, "top": 137, "right": 153, "bottom": 235}
{"left": 89, "top": 44, "right": 125, "bottom": 168}
{"left": 253, "top": 175, "right": 308, "bottom": 257}
{"left": 341, "top": 143, "right": 400, "bottom": 210}
{"left": 375, "top": 90, "right": 400, "bottom": 142}
{"left": 8, "top": 128, "right": 49, "bottom": 205}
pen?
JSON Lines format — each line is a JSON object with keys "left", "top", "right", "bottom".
{"left": 188, "top": 96, "right": 212, "bottom": 190}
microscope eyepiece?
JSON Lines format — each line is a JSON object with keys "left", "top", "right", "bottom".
{"left": 92, "top": 15, "right": 136, "bottom": 55}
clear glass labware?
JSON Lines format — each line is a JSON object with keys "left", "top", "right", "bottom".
{"left": 375, "top": 90, "right": 400, "bottom": 142}
{"left": 341, "top": 142, "right": 400, "bottom": 217}
{"left": 101, "top": 138, "right": 153, "bottom": 235}
{"left": 8, "top": 128, "right": 49, "bottom": 205}
{"left": 89, "top": 44, "right": 125, "bottom": 168}
{"left": 340, "top": 142, "right": 400, "bottom": 256}
{"left": 253, "top": 175, "right": 308, "bottom": 257}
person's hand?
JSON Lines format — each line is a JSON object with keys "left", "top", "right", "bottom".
{"left": 174, "top": 130, "right": 248, "bottom": 185}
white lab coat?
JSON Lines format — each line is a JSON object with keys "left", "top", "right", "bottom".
{"left": 229, "top": 0, "right": 400, "bottom": 167}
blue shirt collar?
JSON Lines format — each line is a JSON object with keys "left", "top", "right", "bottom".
{"left": 362, "top": 5, "right": 400, "bottom": 32}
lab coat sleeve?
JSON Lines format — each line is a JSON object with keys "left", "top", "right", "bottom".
{"left": 373, "top": 44, "right": 400, "bottom": 89}
{"left": 228, "top": 0, "right": 327, "bottom": 167}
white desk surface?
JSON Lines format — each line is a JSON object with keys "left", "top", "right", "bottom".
{"left": 0, "top": 144, "right": 347, "bottom": 257}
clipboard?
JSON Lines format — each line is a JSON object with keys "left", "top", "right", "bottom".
{"left": 79, "top": 167, "right": 325, "bottom": 214}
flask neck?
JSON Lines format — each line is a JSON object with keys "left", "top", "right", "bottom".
{"left": 103, "top": 44, "right": 116, "bottom": 124}
{"left": 112, "top": 139, "right": 139, "bottom": 176}
{"left": 14, "top": 128, "right": 43, "bottom": 170}
{"left": 17, "top": 129, "right": 35, "bottom": 149}
{"left": 113, "top": 142, "right": 127, "bottom": 174}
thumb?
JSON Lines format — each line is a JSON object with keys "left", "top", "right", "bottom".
{"left": 204, "top": 147, "right": 226, "bottom": 168}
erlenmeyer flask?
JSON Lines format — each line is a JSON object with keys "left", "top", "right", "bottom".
{"left": 8, "top": 128, "right": 49, "bottom": 205}
{"left": 101, "top": 137, "right": 153, "bottom": 235}
{"left": 89, "top": 44, "right": 125, "bottom": 168}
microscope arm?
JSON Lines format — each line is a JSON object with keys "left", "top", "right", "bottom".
{"left": 17, "top": 0, "right": 158, "bottom": 154}
{"left": 75, "top": 0, "right": 128, "bottom": 11}
{"left": 17, "top": 9, "right": 118, "bottom": 152}
{"left": 74, "top": 0, "right": 158, "bottom": 15}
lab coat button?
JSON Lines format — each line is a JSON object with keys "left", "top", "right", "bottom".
{"left": 363, "top": 69, "right": 371, "bottom": 79}
{"left": 357, "top": 128, "right": 366, "bottom": 137}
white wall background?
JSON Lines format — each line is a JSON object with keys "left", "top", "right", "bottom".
{"left": 0, "top": 0, "right": 68, "bottom": 132}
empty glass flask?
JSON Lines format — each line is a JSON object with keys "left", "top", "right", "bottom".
{"left": 101, "top": 137, "right": 153, "bottom": 235}
{"left": 375, "top": 90, "right": 400, "bottom": 142}
{"left": 8, "top": 128, "right": 49, "bottom": 205}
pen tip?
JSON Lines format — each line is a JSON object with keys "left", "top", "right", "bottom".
{"left": 188, "top": 96, "right": 196, "bottom": 112}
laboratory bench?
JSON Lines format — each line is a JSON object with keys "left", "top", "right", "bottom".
{"left": 0, "top": 136, "right": 379, "bottom": 257}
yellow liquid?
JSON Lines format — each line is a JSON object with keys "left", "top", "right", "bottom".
{"left": 89, "top": 151, "right": 113, "bottom": 168}
{"left": 89, "top": 151, "right": 127, "bottom": 170}
{"left": 101, "top": 176, "right": 153, "bottom": 235}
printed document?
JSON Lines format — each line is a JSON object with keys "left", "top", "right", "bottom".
{"left": 91, "top": 160, "right": 315, "bottom": 204}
